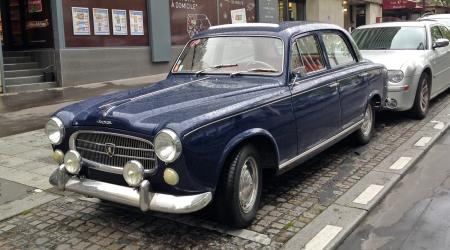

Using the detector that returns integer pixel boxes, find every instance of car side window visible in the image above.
[438,26,450,40]
[321,33,356,68]
[291,35,326,75]
[431,26,443,43]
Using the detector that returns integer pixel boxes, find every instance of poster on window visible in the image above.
[170,0,218,45]
[28,0,43,13]
[230,8,246,24]
[112,9,128,35]
[93,8,110,35]
[72,7,91,35]
[219,0,255,24]
[129,10,144,35]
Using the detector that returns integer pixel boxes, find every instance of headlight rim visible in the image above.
[154,128,182,163]
[45,117,65,145]
[387,70,405,83]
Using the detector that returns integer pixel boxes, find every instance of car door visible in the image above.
[429,25,447,95]
[320,31,367,128]
[289,33,341,153]
[437,25,450,90]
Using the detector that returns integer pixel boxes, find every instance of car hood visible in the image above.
[360,50,427,70]
[55,76,283,137]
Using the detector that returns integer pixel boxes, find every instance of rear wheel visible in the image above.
[215,145,262,228]
[410,73,430,119]
[354,103,375,145]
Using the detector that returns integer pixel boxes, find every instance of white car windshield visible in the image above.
[172,36,284,76]
[352,27,426,50]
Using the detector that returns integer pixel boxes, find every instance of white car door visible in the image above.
[429,25,449,95]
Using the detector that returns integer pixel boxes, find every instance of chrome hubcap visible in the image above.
[239,157,259,214]
[361,105,373,137]
[420,80,429,112]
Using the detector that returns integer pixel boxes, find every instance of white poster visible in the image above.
[230,8,247,24]
[112,9,128,35]
[93,8,110,35]
[72,7,90,35]
[129,10,144,36]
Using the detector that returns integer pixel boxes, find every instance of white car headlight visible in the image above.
[45,117,65,145]
[154,129,182,163]
[123,160,144,187]
[388,70,404,83]
[64,150,81,175]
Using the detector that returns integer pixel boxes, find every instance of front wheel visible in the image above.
[215,145,262,228]
[409,73,430,119]
[354,103,375,145]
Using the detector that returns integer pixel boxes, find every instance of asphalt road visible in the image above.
[338,128,450,250]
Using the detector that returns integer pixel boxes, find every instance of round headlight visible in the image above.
[123,160,144,187]
[45,117,65,145]
[388,70,404,83]
[64,150,81,175]
[154,129,182,163]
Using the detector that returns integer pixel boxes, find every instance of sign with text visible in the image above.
[129,10,144,35]
[231,8,246,24]
[72,7,90,35]
[112,9,128,35]
[170,0,218,45]
[93,8,110,35]
[219,0,255,24]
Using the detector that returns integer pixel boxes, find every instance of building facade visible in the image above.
[0,0,382,93]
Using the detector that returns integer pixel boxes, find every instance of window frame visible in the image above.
[319,30,358,70]
[430,25,444,45]
[289,32,328,79]
[170,35,286,77]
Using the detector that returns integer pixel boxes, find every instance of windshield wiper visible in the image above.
[195,64,238,76]
[230,68,279,77]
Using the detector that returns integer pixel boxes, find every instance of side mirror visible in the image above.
[433,38,450,49]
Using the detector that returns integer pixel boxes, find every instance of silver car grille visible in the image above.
[71,131,157,174]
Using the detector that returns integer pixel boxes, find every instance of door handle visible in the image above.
[329,82,339,88]
[359,72,369,77]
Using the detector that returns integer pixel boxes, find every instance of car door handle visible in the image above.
[359,72,369,77]
[329,82,339,88]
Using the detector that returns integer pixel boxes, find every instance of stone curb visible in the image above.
[283,102,450,250]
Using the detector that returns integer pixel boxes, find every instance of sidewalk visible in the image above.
[338,128,450,250]
[0,73,166,138]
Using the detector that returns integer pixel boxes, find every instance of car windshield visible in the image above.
[352,27,426,50]
[172,36,284,76]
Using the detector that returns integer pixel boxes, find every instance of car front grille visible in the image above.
[71,131,157,174]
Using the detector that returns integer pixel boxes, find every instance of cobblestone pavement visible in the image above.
[1,89,450,250]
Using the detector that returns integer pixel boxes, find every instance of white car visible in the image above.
[418,13,450,27]
[352,21,450,118]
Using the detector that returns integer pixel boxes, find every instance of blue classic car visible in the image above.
[47,22,387,228]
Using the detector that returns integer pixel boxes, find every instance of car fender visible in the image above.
[218,128,280,173]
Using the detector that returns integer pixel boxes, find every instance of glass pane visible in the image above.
[431,26,443,43]
[352,27,426,50]
[295,35,325,73]
[173,36,284,76]
[322,33,355,68]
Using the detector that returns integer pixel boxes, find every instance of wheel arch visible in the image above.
[218,128,280,176]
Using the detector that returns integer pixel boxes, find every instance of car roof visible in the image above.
[356,21,437,29]
[419,14,450,20]
[195,21,345,39]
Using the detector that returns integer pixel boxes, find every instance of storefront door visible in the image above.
[1,0,53,51]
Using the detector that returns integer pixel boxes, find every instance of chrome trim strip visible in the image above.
[49,167,212,214]
[70,131,157,174]
[77,146,156,161]
[279,120,364,170]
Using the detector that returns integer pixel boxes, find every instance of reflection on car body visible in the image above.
[47,22,387,228]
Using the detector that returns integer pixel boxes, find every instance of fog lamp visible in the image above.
[123,160,144,187]
[163,168,179,186]
[53,150,65,164]
[64,150,81,175]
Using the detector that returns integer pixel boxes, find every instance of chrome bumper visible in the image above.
[49,165,212,214]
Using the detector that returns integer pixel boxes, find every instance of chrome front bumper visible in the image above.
[49,165,212,214]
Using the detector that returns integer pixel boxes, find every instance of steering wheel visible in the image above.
[243,60,276,70]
